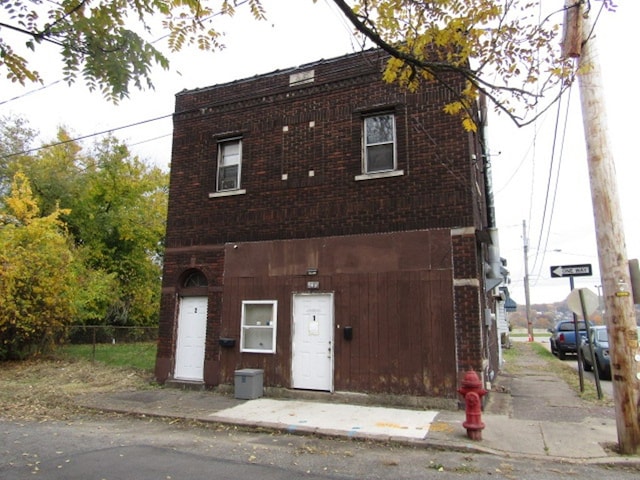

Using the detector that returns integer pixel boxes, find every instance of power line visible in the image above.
[532,83,575,282]
[1,112,173,160]
[0,0,259,108]
[0,80,63,106]
[129,132,173,148]
[1,48,377,160]
[528,0,609,283]
[530,83,568,277]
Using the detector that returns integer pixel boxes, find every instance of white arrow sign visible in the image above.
[550,264,592,278]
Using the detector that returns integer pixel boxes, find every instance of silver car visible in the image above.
[580,325,640,380]
[579,326,610,379]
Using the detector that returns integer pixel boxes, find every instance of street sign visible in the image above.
[566,288,599,317]
[550,264,592,278]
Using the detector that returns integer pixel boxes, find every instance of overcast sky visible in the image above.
[2,0,637,306]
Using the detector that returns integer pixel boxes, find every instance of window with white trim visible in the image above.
[217,138,242,191]
[240,300,277,353]
[363,114,396,173]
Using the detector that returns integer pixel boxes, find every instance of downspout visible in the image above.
[480,94,496,230]
[479,93,503,385]
[479,94,501,287]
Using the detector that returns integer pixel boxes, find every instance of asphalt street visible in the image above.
[2,413,639,480]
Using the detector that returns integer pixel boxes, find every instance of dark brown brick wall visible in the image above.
[156,49,493,396]
[452,232,481,280]
[454,285,483,372]
[165,49,483,247]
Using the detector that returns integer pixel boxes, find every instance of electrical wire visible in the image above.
[0,47,378,161]
[530,84,565,275]
[1,113,173,160]
[128,133,173,148]
[527,0,607,285]
[0,80,63,106]
[0,0,258,108]
[0,1,365,160]
[530,84,574,285]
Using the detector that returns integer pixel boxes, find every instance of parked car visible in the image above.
[548,320,589,360]
[579,325,610,379]
[580,325,640,380]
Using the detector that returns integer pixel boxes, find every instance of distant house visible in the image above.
[154,49,506,408]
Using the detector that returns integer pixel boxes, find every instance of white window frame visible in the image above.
[240,300,277,353]
[216,138,242,192]
[363,113,397,174]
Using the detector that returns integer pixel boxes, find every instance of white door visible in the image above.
[174,296,207,381]
[292,293,334,391]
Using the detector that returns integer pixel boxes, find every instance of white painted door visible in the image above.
[292,293,334,391]
[174,296,207,381]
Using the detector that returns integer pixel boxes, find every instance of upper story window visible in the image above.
[217,138,242,191]
[364,114,396,173]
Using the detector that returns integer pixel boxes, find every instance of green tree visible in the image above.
[0,118,168,333]
[0,115,38,197]
[18,129,84,218]
[0,0,265,102]
[71,136,168,327]
[0,173,78,359]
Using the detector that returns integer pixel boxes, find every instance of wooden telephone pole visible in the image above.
[565,1,640,454]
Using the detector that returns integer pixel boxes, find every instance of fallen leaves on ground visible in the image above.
[0,357,154,421]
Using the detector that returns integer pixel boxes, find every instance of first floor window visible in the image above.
[364,113,396,173]
[240,300,277,353]
[217,139,242,191]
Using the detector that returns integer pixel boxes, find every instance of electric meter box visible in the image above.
[234,369,264,399]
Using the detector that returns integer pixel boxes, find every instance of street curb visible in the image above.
[75,398,640,466]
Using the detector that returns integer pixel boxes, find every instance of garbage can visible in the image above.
[234,369,264,399]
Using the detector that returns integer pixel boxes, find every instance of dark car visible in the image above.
[548,320,589,360]
[579,325,610,379]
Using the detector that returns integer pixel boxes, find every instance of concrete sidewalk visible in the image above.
[76,343,637,464]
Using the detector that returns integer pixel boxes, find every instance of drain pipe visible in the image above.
[479,94,501,285]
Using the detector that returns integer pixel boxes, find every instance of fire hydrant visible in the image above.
[458,370,487,440]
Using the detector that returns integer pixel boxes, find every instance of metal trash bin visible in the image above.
[234,369,264,399]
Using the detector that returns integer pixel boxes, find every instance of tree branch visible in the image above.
[0,21,65,48]
[329,0,571,128]
[35,0,91,40]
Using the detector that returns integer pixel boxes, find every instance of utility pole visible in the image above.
[565,1,640,454]
[522,220,533,341]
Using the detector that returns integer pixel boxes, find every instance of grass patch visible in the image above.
[502,344,519,362]
[59,342,157,372]
[529,341,555,359]
[500,342,526,374]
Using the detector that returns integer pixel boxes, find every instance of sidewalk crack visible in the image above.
[538,422,550,455]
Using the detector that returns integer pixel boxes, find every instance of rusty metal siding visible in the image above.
[213,230,457,398]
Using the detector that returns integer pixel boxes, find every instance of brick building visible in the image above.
[155,49,505,408]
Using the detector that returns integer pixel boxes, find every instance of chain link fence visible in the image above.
[63,325,158,367]
[67,325,158,345]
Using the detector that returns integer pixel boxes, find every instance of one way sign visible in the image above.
[550,264,593,278]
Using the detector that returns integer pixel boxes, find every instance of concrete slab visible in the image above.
[541,419,617,458]
[480,416,547,455]
[209,398,438,440]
